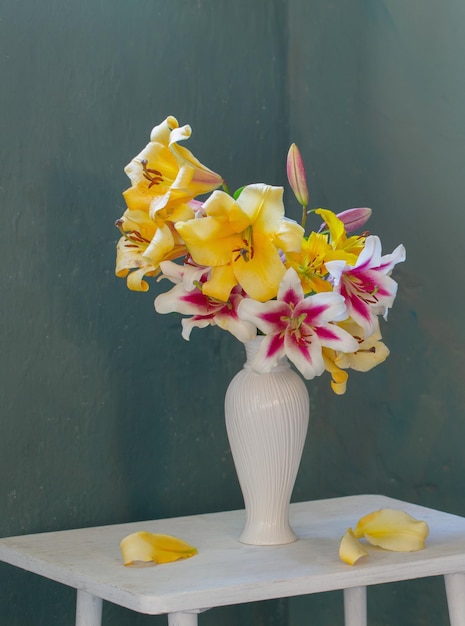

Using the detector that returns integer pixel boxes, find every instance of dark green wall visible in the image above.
[0,1,463,624]
[288,1,465,624]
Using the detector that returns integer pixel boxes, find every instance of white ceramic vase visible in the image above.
[225,337,310,545]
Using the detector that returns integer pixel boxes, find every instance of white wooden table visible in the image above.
[0,495,465,626]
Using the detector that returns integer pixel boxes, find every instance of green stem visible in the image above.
[301,203,308,231]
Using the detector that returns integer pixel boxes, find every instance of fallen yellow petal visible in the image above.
[354,508,429,552]
[120,532,198,567]
[339,528,369,565]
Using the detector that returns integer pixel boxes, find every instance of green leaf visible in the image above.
[233,186,246,200]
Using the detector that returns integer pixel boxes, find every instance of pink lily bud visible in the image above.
[336,207,372,232]
[287,143,309,207]
[319,207,372,233]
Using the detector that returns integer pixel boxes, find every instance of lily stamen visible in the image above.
[141,159,164,188]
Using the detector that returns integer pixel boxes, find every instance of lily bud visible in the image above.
[318,207,372,234]
[336,207,372,233]
[287,143,309,207]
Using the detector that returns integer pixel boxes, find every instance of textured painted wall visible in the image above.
[289,0,465,624]
[0,1,289,624]
[1,0,464,624]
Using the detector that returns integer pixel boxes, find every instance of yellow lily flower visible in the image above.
[123,115,223,215]
[333,319,390,372]
[175,184,304,302]
[354,509,429,552]
[120,531,198,567]
[285,232,333,295]
[322,319,390,394]
[115,204,191,291]
[115,115,222,292]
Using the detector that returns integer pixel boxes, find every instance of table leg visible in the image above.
[445,572,465,626]
[167,612,200,626]
[344,586,367,626]
[76,589,103,626]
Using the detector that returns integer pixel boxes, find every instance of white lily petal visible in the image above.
[215,315,257,343]
[181,318,211,340]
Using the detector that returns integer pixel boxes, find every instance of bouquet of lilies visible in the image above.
[115,116,406,394]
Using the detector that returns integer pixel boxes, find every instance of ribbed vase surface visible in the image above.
[225,337,310,545]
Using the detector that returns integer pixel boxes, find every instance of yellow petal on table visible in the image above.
[339,528,369,565]
[120,532,198,567]
[354,508,429,552]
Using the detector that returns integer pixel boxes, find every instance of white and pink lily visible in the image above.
[237,268,359,379]
[326,236,406,336]
[154,261,256,342]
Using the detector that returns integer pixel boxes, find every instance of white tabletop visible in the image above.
[1,495,465,616]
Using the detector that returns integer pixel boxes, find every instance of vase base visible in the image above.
[238,525,298,546]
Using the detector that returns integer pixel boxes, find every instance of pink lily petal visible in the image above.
[181,317,211,340]
[158,260,207,291]
[294,292,349,326]
[238,268,358,380]
[326,236,406,335]
[312,320,360,352]
[277,265,305,305]
[155,274,256,342]
[284,328,326,379]
[250,333,287,373]
[238,299,290,336]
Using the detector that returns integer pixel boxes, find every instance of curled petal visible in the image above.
[115,237,158,292]
[354,509,429,552]
[150,115,179,144]
[322,349,349,395]
[339,529,369,565]
[158,260,207,291]
[120,532,198,567]
[181,317,211,340]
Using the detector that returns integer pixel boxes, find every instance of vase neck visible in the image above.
[243,336,290,373]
